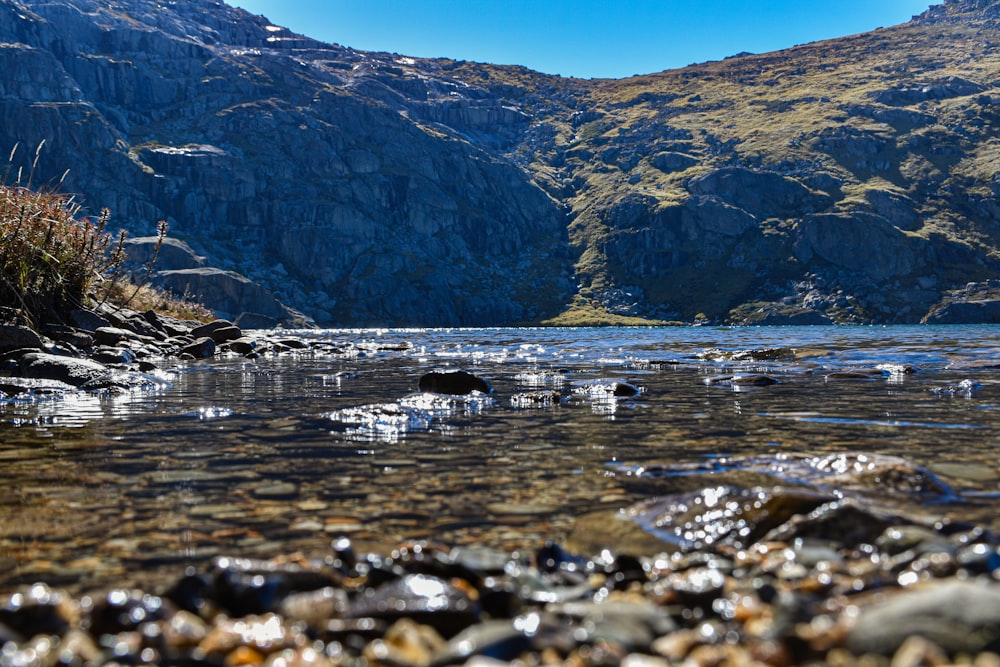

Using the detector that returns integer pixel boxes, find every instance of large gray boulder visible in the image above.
[155,268,308,326]
[18,352,110,387]
[124,236,205,271]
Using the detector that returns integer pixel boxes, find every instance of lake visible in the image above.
[1,325,998,595]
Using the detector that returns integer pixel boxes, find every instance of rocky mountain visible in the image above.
[1,0,999,325]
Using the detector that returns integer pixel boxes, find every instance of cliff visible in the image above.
[2,0,999,325]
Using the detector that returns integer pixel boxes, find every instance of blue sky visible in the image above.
[226,1,938,80]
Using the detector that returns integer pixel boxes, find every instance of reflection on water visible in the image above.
[1,325,999,594]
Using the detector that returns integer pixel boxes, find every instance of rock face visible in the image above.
[2,0,1000,324]
[0,0,572,327]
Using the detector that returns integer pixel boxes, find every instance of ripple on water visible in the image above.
[2,326,1000,594]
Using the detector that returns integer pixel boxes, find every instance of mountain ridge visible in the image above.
[2,0,999,325]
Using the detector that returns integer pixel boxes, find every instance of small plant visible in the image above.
[1,149,116,324]
[100,277,214,322]
[0,142,209,326]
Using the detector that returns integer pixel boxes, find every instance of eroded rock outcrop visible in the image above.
[2,0,1000,324]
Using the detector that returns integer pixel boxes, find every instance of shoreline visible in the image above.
[2,310,1000,664]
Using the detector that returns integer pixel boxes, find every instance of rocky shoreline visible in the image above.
[0,303,330,398]
[2,309,1000,665]
[0,517,998,666]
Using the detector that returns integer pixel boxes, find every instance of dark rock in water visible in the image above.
[44,326,93,351]
[90,346,137,365]
[0,382,29,397]
[847,580,1000,656]
[704,374,779,387]
[571,379,642,397]
[88,589,168,635]
[0,584,73,638]
[614,452,961,553]
[93,326,140,346]
[180,336,216,359]
[622,485,834,551]
[18,352,110,387]
[825,370,883,381]
[0,325,44,354]
[182,556,341,617]
[510,389,563,408]
[191,319,242,343]
[79,375,131,392]
[224,337,258,355]
[208,325,242,343]
[275,337,309,350]
[625,452,958,502]
[762,499,900,548]
[418,370,493,395]
[347,573,479,638]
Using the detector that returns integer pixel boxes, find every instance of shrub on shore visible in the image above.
[1,145,210,327]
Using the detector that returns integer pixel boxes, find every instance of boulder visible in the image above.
[70,309,111,333]
[123,236,205,271]
[418,370,493,395]
[687,167,832,219]
[0,325,45,354]
[650,151,698,173]
[191,319,242,343]
[180,337,216,359]
[94,326,141,346]
[18,352,110,387]
[155,268,303,325]
[793,212,919,281]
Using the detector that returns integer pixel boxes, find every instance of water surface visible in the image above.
[2,326,998,593]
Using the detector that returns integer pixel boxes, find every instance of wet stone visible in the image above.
[0,584,75,638]
[571,379,642,397]
[180,336,216,359]
[547,599,677,651]
[253,482,299,499]
[347,574,479,638]
[88,589,167,635]
[510,389,564,408]
[0,324,45,353]
[847,580,1000,656]
[18,352,110,387]
[418,370,493,395]
[622,485,833,551]
[703,374,779,387]
[93,326,140,346]
[89,346,137,365]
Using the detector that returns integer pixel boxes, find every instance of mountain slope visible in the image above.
[1,0,999,325]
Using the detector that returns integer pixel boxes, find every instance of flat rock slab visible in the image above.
[18,352,110,387]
